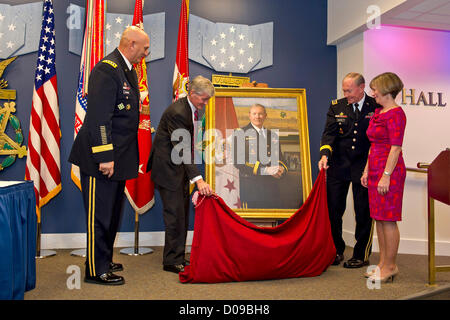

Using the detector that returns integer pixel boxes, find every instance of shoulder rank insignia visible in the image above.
[102,60,117,68]
[332,99,338,105]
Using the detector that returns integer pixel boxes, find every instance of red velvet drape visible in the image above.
[180,169,336,283]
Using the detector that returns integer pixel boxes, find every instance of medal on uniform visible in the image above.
[123,82,131,96]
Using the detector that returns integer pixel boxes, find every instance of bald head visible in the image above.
[118,26,150,65]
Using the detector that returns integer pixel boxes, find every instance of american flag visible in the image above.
[71,0,105,189]
[70,62,87,189]
[25,0,61,215]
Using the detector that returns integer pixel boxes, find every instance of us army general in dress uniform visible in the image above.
[233,104,288,209]
[318,73,379,269]
[69,27,150,285]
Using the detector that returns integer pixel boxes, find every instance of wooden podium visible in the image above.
[418,148,450,286]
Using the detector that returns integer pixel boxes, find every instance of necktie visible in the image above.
[194,110,199,121]
[192,110,199,161]
[354,103,360,120]
[258,128,265,138]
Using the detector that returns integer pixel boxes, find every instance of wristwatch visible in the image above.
[383,171,391,176]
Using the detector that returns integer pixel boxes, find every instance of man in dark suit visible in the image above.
[233,104,288,208]
[318,72,379,268]
[147,75,214,274]
[69,26,149,285]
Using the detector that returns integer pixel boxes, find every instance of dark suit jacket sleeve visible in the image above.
[166,108,201,181]
[319,103,338,159]
[86,63,118,164]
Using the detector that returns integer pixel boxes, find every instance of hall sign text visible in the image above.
[401,89,446,107]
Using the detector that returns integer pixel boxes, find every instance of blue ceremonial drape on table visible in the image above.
[0,181,37,300]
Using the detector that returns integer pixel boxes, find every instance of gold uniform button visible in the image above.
[126,104,131,110]
[354,130,357,134]
[355,123,358,126]
[353,138,356,142]
[351,146,355,149]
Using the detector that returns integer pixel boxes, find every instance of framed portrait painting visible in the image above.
[204,87,312,219]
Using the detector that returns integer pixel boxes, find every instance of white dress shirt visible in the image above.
[187,97,202,184]
[118,49,133,71]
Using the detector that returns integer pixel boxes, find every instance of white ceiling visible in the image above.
[383,0,450,31]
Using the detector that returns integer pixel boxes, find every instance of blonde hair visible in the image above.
[370,72,404,99]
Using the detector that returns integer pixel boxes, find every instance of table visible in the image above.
[0,181,37,300]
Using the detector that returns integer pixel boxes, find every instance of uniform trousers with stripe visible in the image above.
[327,174,373,261]
[81,172,125,276]
[156,179,190,266]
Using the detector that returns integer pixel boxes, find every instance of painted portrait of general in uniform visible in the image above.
[204,87,311,219]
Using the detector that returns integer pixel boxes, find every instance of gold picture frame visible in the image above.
[204,87,312,219]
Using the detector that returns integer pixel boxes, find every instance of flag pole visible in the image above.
[35,207,56,259]
[120,211,153,256]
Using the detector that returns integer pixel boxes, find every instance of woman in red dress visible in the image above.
[361,72,406,283]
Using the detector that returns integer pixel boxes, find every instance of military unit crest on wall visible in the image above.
[0,56,27,171]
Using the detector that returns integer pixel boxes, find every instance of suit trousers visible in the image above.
[81,172,125,276]
[157,181,190,266]
[326,174,373,261]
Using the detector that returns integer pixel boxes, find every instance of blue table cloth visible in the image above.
[0,181,36,300]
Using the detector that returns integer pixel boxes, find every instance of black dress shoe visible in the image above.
[84,272,125,285]
[109,262,123,272]
[163,264,185,274]
[343,258,369,268]
[332,254,344,265]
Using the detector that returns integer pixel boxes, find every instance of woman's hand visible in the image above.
[377,174,390,195]
[361,171,368,188]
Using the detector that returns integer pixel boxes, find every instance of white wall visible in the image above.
[327,0,407,45]
[336,32,364,97]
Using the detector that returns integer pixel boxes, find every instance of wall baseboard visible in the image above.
[40,231,193,250]
[343,230,450,256]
